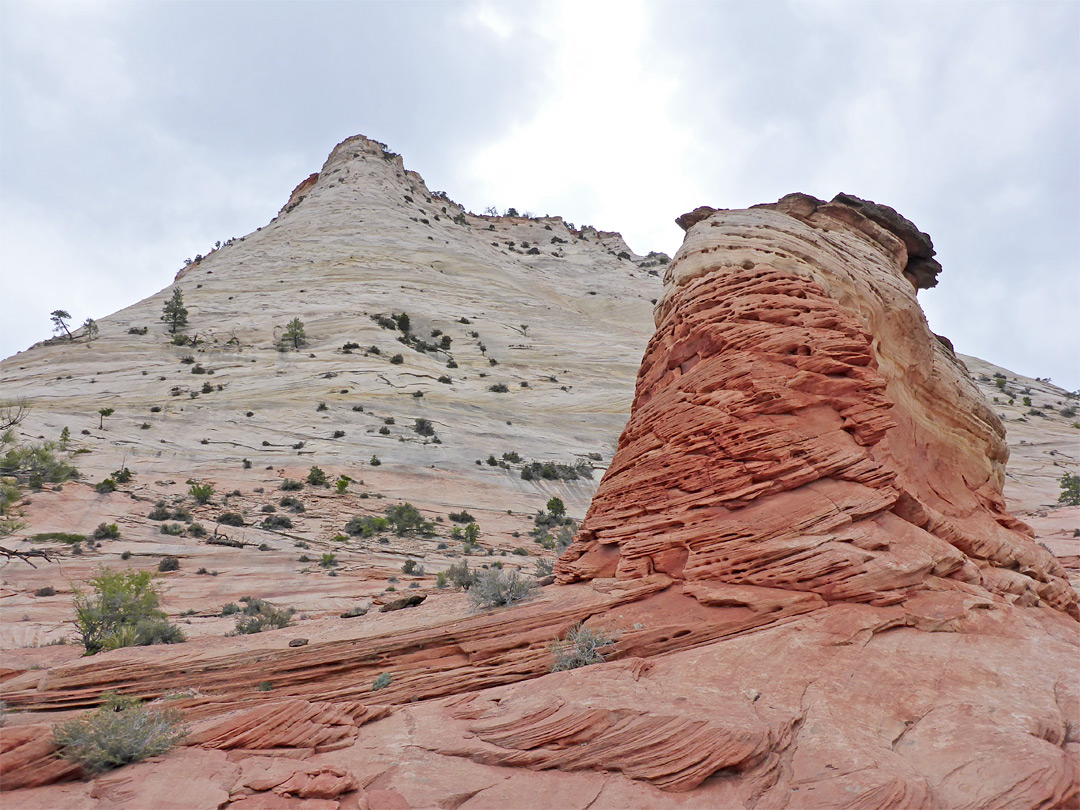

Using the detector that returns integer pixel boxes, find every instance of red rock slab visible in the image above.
[0,723,84,791]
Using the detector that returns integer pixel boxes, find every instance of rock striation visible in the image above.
[559,193,1077,621]
[2,144,1078,810]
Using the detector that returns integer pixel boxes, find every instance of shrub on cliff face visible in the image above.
[232,598,294,634]
[1060,473,1080,507]
[468,568,537,609]
[53,693,187,774]
[73,568,185,654]
[549,623,617,671]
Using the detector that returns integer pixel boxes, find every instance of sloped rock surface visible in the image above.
[558,194,1077,621]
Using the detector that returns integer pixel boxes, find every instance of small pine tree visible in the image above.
[98,408,115,430]
[280,317,307,349]
[50,310,73,340]
[60,426,71,447]
[161,289,188,334]
[83,318,99,342]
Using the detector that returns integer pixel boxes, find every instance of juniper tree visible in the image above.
[161,289,188,334]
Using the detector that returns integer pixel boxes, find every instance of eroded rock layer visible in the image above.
[558,193,1078,620]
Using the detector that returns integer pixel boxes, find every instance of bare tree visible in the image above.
[0,399,28,431]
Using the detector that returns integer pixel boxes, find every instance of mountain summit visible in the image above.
[1,139,1077,809]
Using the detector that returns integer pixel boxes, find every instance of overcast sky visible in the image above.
[2,0,1077,389]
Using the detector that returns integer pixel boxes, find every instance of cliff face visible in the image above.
[2,147,1078,810]
[559,193,1077,620]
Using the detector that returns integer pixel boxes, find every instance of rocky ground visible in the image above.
[0,142,1076,809]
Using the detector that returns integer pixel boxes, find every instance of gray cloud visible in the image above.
[2,0,1076,389]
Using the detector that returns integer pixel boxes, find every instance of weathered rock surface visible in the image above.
[559,193,1077,623]
[2,145,1078,810]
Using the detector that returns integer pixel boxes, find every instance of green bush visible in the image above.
[53,693,187,774]
[549,623,616,671]
[372,672,392,691]
[157,556,180,572]
[187,486,212,505]
[159,523,185,536]
[95,479,117,494]
[345,515,389,537]
[73,568,185,654]
[446,560,477,589]
[319,553,338,569]
[413,418,436,437]
[520,461,593,481]
[217,512,244,527]
[468,568,537,609]
[1060,473,1080,507]
[233,599,294,634]
[280,479,303,491]
[448,510,475,524]
[93,523,120,540]
[306,466,327,486]
[385,503,435,536]
[112,467,133,484]
[534,558,554,577]
[261,515,293,530]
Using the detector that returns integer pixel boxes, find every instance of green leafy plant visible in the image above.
[306,466,327,486]
[93,523,120,540]
[1060,473,1080,507]
[72,568,185,654]
[52,693,187,774]
[97,408,115,430]
[161,288,189,334]
[372,672,392,691]
[189,481,214,504]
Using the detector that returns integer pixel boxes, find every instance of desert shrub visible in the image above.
[146,503,168,521]
[549,623,617,671]
[345,515,389,537]
[335,477,350,494]
[446,560,477,589]
[448,510,475,524]
[261,515,293,530]
[520,461,593,482]
[390,354,404,365]
[160,523,184,536]
[217,512,244,527]
[1060,473,1080,507]
[401,559,424,575]
[534,558,554,577]
[157,556,180,572]
[385,502,436,536]
[307,466,327,486]
[370,455,382,466]
[512,547,529,556]
[112,467,133,484]
[280,479,303,491]
[73,568,185,654]
[372,672,392,691]
[488,383,509,393]
[319,553,338,569]
[279,495,305,512]
[187,486,212,505]
[234,599,294,634]
[341,605,367,618]
[53,693,187,774]
[468,568,537,609]
[332,430,345,438]
[220,602,241,616]
[93,523,120,540]
[190,522,209,538]
[0,440,79,486]
[35,586,57,597]
[261,505,276,513]
[95,479,117,494]
[120,550,132,560]
[413,418,436,437]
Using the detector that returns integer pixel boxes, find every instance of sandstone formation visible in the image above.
[2,141,1078,809]
[559,192,1077,621]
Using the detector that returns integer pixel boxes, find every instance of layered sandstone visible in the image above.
[2,152,1078,810]
[558,193,1077,621]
